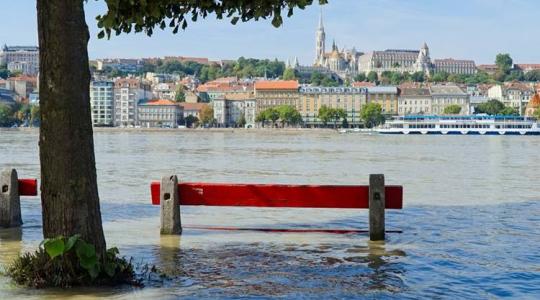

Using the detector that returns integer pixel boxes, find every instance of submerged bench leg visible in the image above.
[0,168,22,228]
[160,175,182,235]
[369,174,385,241]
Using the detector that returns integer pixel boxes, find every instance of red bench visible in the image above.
[1,168,38,228]
[151,174,403,240]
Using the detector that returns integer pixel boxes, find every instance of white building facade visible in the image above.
[138,100,184,128]
[398,88,432,115]
[114,78,150,126]
[213,98,256,128]
[430,85,470,115]
[299,86,367,127]
[0,45,39,75]
[487,83,535,114]
[433,59,476,75]
[358,44,432,76]
[90,81,114,126]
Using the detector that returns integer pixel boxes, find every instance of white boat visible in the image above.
[377,115,540,135]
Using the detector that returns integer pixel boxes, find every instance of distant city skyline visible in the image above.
[1,0,540,65]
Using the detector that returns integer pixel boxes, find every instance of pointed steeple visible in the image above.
[314,7,326,66]
[294,56,299,67]
[318,7,324,31]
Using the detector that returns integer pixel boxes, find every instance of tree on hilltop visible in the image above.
[282,68,297,80]
[495,53,513,74]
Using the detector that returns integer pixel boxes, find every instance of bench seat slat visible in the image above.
[18,179,38,196]
[151,182,402,209]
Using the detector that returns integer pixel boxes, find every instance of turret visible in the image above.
[415,42,432,75]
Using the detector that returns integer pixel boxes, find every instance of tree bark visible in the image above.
[37,0,106,255]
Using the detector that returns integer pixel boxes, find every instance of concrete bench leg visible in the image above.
[160,175,182,235]
[369,174,385,241]
[0,168,22,228]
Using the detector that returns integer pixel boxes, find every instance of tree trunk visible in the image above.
[37,0,106,255]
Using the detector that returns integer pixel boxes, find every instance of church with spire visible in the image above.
[313,12,362,78]
[290,10,476,80]
[310,10,435,79]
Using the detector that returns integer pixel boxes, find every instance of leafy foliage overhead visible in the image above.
[96,0,328,38]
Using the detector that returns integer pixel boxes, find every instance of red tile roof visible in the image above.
[115,78,141,87]
[197,82,253,93]
[504,81,532,92]
[254,80,299,90]
[179,103,207,111]
[145,99,176,105]
[515,64,540,70]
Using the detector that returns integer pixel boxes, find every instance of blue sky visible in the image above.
[1,0,539,64]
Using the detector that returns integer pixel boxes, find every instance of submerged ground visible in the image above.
[0,129,539,299]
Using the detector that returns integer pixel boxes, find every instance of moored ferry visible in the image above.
[377,115,540,135]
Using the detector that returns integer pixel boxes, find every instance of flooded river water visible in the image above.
[0,129,539,299]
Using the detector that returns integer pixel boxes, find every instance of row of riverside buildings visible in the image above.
[207,79,540,128]
[209,80,471,128]
[3,72,540,129]
[89,76,208,128]
[2,74,527,129]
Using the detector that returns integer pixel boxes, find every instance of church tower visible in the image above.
[314,10,326,66]
[415,42,432,75]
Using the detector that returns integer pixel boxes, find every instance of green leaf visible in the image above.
[80,254,98,271]
[43,237,65,259]
[76,240,98,271]
[107,247,119,256]
[271,15,283,27]
[65,234,80,252]
[104,262,116,277]
[97,31,105,39]
[88,264,100,280]
[39,238,49,248]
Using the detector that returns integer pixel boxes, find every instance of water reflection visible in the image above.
[0,227,22,241]
[0,227,22,266]
[157,235,183,277]
[150,231,408,297]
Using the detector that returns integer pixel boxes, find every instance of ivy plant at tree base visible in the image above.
[6,235,139,288]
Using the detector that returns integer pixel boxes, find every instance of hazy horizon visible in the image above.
[1,0,539,65]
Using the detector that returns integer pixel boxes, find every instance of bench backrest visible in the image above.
[150,182,403,209]
[18,179,38,196]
